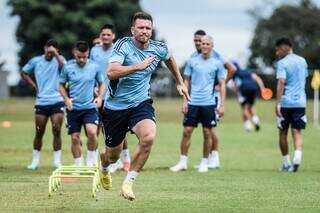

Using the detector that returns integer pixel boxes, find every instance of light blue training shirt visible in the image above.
[22,55,65,106]
[276,53,308,108]
[59,59,104,110]
[104,37,170,110]
[184,53,227,106]
[90,44,113,98]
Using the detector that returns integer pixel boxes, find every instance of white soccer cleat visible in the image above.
[170,162,187,172]
[53,161,62,169]
[244,120,254,132]
[27,161,39,170]
[198,163,208,173]
[208,157,220,169]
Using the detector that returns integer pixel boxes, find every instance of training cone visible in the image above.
[261,88,273,100]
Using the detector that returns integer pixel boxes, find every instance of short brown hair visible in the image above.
[132,12,153,25]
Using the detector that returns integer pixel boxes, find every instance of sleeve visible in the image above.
[59,66,68,84]
[217,61,227,80]
[95,66,104,83]
[21,57,37,74]
[276,61,286,79]
[184,59,192,77]
[157,42,170,61]
[108,39,127,64]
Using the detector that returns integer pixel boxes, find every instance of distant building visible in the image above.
[0,71,9,98]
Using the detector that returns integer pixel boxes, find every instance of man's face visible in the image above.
[275,45,288,58]
[100,29,115,46]
[73,49,89,67]
[200,38,213,55]
[131,19,153,44]
[194,34,204,52]
[44,46,54,60]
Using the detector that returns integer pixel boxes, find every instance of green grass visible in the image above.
[0,98,319,213]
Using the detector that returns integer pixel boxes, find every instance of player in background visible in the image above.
[275,37,308,172]
[170,35,226,173]
[231,61,265,131]
[21,39,65,170]
[59,41,105,166]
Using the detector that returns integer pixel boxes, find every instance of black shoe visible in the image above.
[255,124,260,131]
[293,164,300,172]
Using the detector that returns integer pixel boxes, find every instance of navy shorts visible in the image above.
[66,108,99,134]
[183,105,217,128]
[102,99,155,148]
[239,89,257,106]
[277,108,307,130]
[98,100,105,122]
[34,102,65,117]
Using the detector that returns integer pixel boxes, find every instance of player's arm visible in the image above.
[20,72,37,92]
[94,81,105,108]
[107,57,155,80]
[48,46,65,68]
[164,56,190,100]
[275,78,285,117]
[252,73,265,92]
[224,62,236,82]
[218,79,226,117]
[181,76,191,114]
[59,83,73,111]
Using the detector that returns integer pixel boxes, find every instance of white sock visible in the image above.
[53,150,61,164]
[122,149,130,162]
[102,166,110,173]
[200,158,208,165]
[211,150,219,158]
[180,155,188,165]
[282,155,291,167]
[252,115,260,125]
[74,156,83,166]
[32,149,40,163]
[86,150,96,166]
[125,170,139,183]
[293,150,302,165]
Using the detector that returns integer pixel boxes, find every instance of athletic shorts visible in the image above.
[238,89,257,106]
[34,102,65,117]
[277,108,307,130]
[102,99,156,148]
[183,104,217,128]
[98,100,105,121]
[66,108,99,134]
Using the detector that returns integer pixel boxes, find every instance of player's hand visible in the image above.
[218,105,225,118]
[95,96,102,108]
[177,83,190,101]
[65,98,73,111]
[182,100,188,114]
[47,46,58,55]
[275,103,282,117]
[137,56,155,70]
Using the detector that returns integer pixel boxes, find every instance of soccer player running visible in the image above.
[21,39,65,170]
[59,41,105,167]
[231,61,265,131]
[99,12,189,201]
[170,35,226,173]
[275,37,308,172]
[90,24,131,172]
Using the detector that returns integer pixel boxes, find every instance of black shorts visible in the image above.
[183,105,217,128]
[277,108,307,130]
[34,102,65,117]
[98,100,105,121]
[102,99,156,148]
[239,89,257,106]
[66,108,99,134]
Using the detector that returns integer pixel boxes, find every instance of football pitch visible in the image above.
[0,98,319,213]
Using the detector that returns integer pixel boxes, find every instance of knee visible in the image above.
[52,124,61,136]
[86,128,97,139]
[35,126,45,138]
[183,128,192,138]
[71,134,80,144]
[140,131,156,147]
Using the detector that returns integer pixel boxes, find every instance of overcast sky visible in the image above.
[1,0,319,85]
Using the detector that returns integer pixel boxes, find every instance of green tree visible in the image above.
[249,0,320,70]
[7,0,142,67]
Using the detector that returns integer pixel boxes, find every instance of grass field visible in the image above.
[0,98,319,213]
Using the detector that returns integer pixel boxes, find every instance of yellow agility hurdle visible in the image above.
[48,165,101,199]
